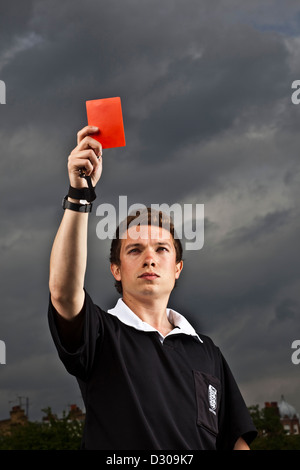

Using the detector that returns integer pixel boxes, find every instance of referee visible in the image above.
[48,126,257,450]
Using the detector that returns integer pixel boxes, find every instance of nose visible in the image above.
[142,248,156,268]
[143,260,155,268]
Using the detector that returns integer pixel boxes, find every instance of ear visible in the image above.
[110,263,121,281]
[175,260,183,279]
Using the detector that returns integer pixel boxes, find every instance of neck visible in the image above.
[121,293,174,336]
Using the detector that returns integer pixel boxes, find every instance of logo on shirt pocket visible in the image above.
[208,384,217,415]
[193,370,221,436]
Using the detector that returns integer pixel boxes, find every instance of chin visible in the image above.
[140,287,157,295]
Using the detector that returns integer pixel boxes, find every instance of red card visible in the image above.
[86,97,126,149]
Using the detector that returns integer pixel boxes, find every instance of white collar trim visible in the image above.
[107,298,202,343]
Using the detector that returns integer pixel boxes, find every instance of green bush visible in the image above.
[249,404,300,450]
[0,408,84,450]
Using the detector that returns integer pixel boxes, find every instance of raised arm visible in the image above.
[49,126,102,319]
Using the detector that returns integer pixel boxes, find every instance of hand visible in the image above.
[68,126,103,189]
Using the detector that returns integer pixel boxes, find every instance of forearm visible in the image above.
[49,125,102,319]
[49,207,89,318]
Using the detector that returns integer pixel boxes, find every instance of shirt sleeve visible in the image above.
[48,289,103,382]
[216,350,257,450]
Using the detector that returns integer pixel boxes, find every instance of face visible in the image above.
[110,225,183,300]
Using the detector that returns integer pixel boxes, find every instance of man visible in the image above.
[48,126,257,450]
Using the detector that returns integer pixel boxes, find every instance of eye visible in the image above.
[157,246,168,252]
[128,248,140,254]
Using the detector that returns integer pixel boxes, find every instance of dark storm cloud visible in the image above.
[0,0,295,207]
[223,209,293,246]
[1,0,300,422]
[138,25,290,160]
[274,298,298,322]
[0,1,35,47]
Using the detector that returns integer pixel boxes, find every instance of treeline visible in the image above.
[0,408,83,450]
[0,405,299,450]
[249,404,300,450]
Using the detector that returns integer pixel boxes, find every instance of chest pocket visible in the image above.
[193,370,221,436]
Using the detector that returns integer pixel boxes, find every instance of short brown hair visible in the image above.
[110,207,183,294]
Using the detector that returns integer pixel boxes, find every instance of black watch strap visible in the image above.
[62,196,92,213]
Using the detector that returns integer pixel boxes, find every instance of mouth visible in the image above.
[138,272,160,280]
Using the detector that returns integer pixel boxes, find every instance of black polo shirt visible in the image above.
[48,290,257,450]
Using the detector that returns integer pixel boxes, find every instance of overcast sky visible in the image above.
[1,0,300,424]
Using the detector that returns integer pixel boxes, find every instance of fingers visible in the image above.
[68,148,101,177]
[68,126,103,187]
[71,127,102,174]
[77,125,99,145]
[76,135,102,157]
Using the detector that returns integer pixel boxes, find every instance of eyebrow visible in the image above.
[125,241,172,252]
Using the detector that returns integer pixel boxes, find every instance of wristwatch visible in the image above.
[62,196,92,213]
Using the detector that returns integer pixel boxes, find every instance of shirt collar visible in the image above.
[107,298,202,343]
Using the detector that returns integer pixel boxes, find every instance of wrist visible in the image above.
[67,196,82,204]
[68,175,96,203]
[62,196,92,213]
